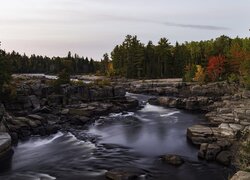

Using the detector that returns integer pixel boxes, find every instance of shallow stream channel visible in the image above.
[0,93,233,180]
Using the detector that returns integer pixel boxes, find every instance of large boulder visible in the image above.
[162,154,184,166]
[230,171,250,180]
[70,116,90,125]
[151,97,178,108]
[187,125,218,145]
[198,143,208,159]
[105,168,145,180]
[218,123,244,138]
[216,151,232,166]
[69,108,94,117]
[205,143,221,160]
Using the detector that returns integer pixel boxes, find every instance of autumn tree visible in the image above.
[207,55,225,81]
[193,65,206,84]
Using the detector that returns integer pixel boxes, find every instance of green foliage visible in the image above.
[0,50,11,96]
[0,50,98,75]
[110,35,250,81]
[239,55,250,89]
[1,82,17,100]
[242,76,250,90]
[1,35,250,90]
[183,64,196,82]
[111,35,153,79]
[227,73,239,84]
[54,69,71,89]
[238,140,250,170]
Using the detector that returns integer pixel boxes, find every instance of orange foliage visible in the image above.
[207,55,225,81]
[193,65,206,84]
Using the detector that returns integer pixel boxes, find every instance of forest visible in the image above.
[109,35,250,88]
[0,50,98,74]
[1,35,250,90]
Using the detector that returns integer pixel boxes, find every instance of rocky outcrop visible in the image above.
[126,79,183,96]
[161,154,184,166]
[216,151,232,166]
[187,125,219,145]
[126,80,236,98]
[105,168,145,180]
[0,77,139,145]
[149,96,212,111]
[230,171,250,180]
[3,79,127,115]
[140,80,249,166]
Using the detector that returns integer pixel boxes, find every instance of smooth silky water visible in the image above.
[0,93,233,180]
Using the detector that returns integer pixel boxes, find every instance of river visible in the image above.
[0,93,233,180]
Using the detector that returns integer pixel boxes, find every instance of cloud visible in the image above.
[100,14,230,31]
[162,22,229,30]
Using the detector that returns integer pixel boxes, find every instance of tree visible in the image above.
[183,64,196,82]
[155,38,173,78]
[207,55,225,81]
[57,69,70,84]
[0,43,11,94]
[239,52,250,89]
[193,65,206,84]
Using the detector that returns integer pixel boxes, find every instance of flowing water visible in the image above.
[0,93,233,180]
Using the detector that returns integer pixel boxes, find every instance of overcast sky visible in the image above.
[0,0,249,59]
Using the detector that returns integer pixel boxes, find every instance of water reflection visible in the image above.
[88,102,203,158]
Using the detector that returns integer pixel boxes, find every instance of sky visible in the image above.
[0,0,249,60]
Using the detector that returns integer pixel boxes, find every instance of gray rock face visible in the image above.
[190,82,234,97]
[216,151,232,166]
[205,144,221,160]
[230,171,250,180]
[70,116,90,125]
[150,96,211,111]
[187,125,217,145]
[28,95,40,109]
[198,143,208,159]
[114,86,126,97]
[0,132,11,158]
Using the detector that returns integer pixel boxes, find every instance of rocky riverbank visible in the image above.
[0,76,138,159]
[1,76,249,179]
[123,79,250,178]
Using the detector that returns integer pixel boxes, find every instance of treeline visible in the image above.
[111,35,250,79]
[0,50,100,74]
[1,35,250,89]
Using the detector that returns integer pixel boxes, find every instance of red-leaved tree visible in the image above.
[207,55,225,81]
